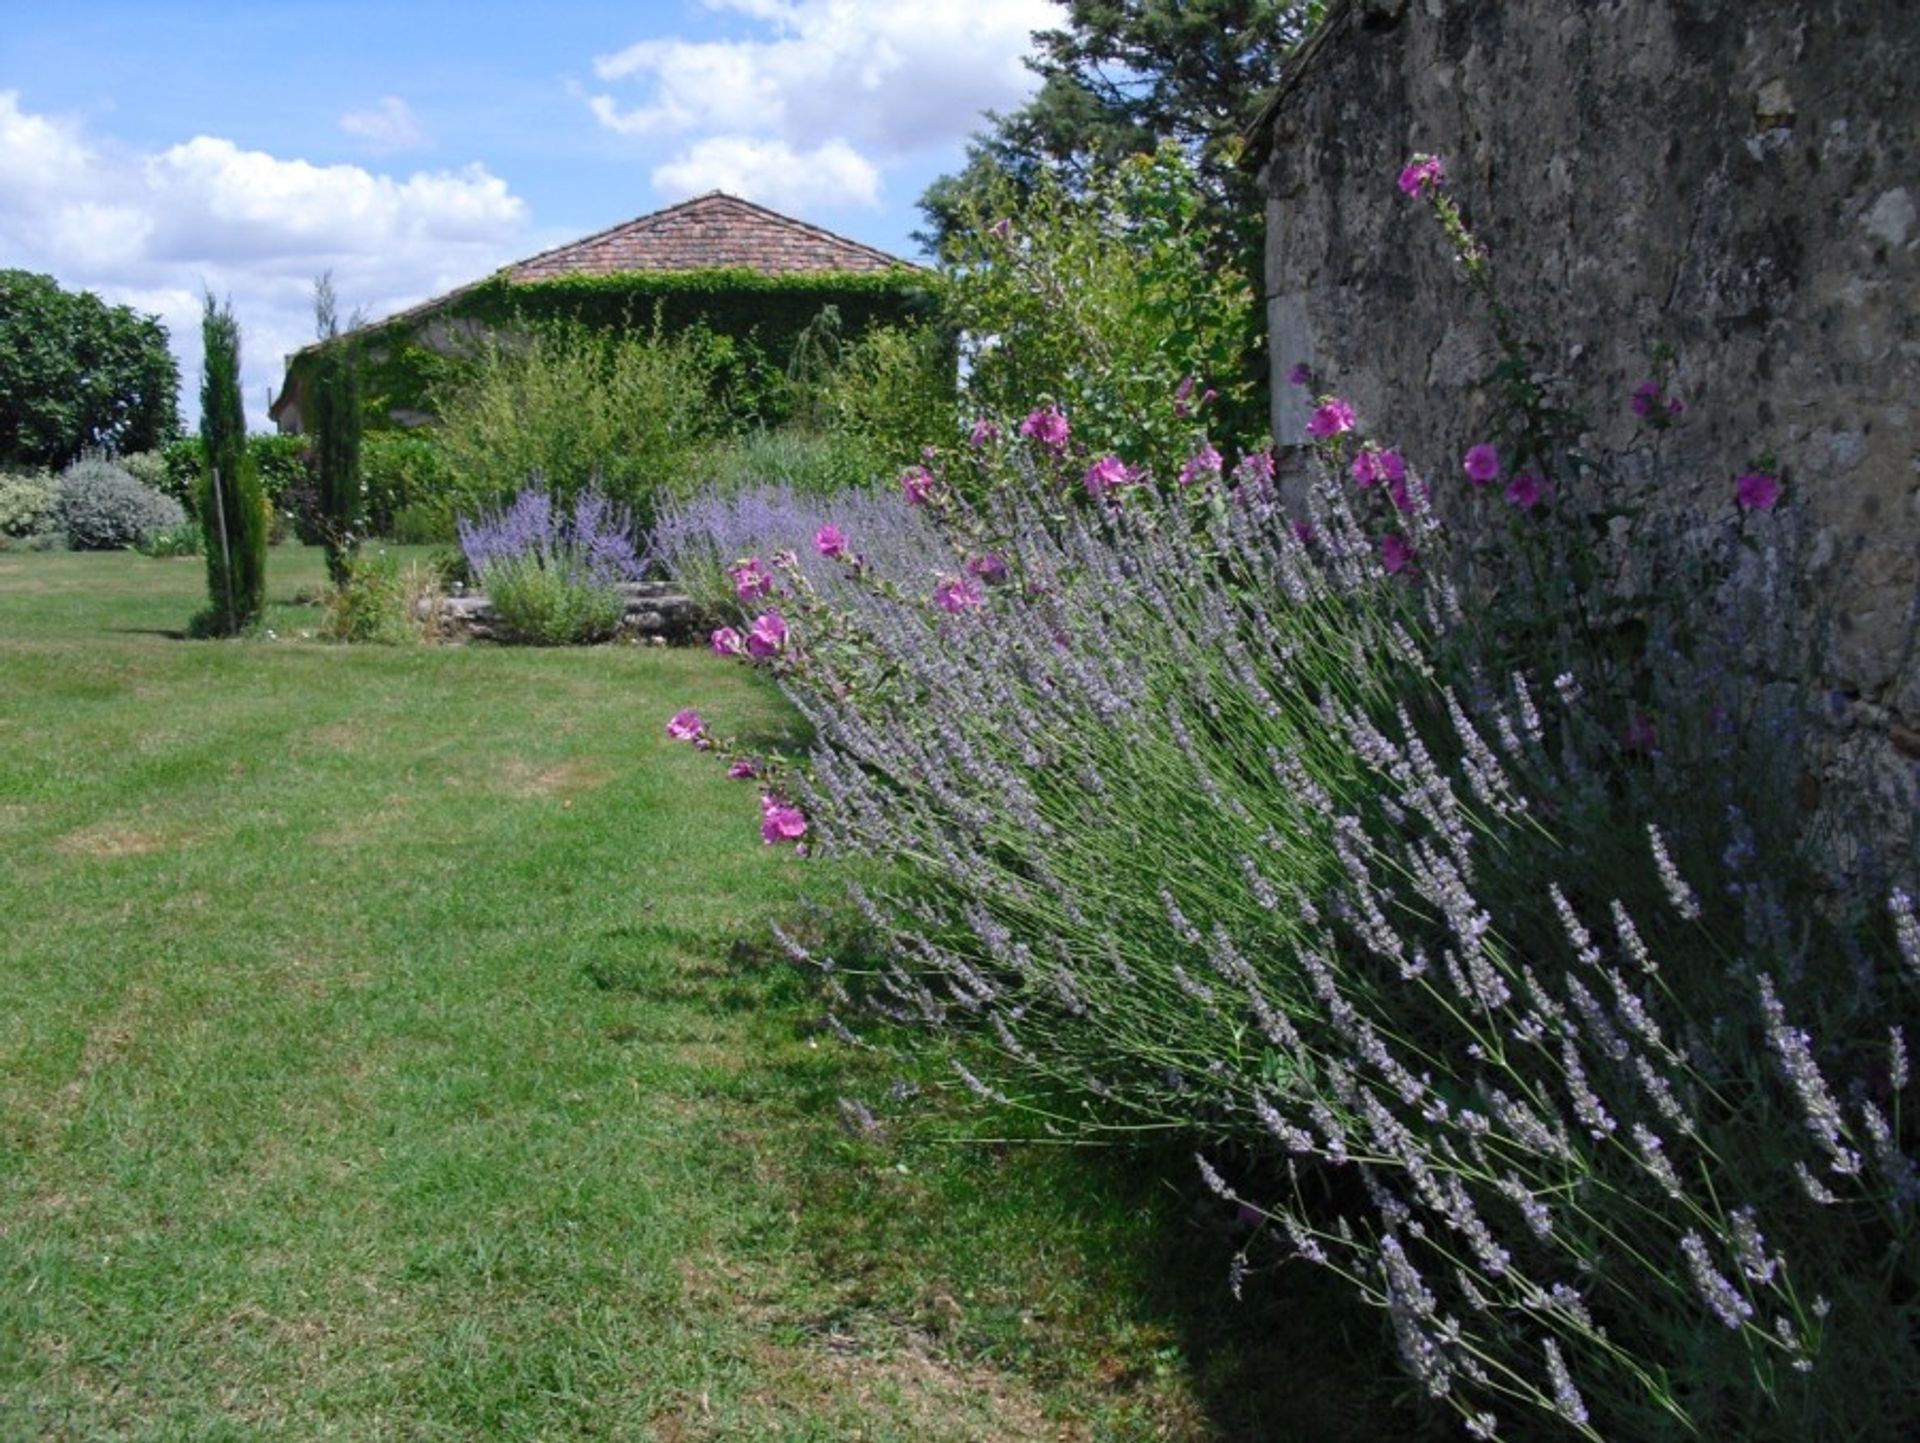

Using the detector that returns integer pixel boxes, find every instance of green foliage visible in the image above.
[431,322,718,529]
[483,555,628,645]
[52,452,186,550]
[784,311,958,472]
[310,275,365,584]
[0,269,182,468]
[118,449,170,496]
[0,469,58,537]
[387,499,458,546]
[317,547,428,643]
[942,144,1263,471]
[132,519,204,558]
[692,426,890,502]
[361,432,448,536]
[195,295,268,634]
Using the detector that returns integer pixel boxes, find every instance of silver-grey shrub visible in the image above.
[54,451,186,550]
[669,437,1920,1439]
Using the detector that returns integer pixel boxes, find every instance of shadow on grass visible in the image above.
[722,927,1449,1443]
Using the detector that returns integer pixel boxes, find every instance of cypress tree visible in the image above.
[196,293,267,634]
[310,273,362,586]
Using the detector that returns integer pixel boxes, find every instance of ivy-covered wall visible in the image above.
[278,266,939,434]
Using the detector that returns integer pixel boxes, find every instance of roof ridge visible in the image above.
[498,190,736,278]
[505,191,921,279]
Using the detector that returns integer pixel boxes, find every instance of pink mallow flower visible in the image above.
[1380,533,1414,574]
[746,611,789,658]
[1736,470,1781,511]
[759,795,808,845]
[966,552,1009,585]
[710,626,746,658]
[934,575,986,614]
[1305,397,1357,440]
[666,709,705,744]
[1020,404,1071,452]
[968,417,1001,449]
[729,555,774,600]
[1398,153,1446,197]
[813,524,849,559]
[1463,443,1501,486]
[1083,454,1136,498]
[1505,472,1548,511]
[1287,362,1312,387]
[1178,443,1223,486]
[1631,380,1663,417]
[727,758,758,780]
[1350,445,1406,488]
[900,465,936,506]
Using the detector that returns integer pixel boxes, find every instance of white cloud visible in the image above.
[589,0,1052,205]
[652,135,880,210]
[339,96,430,155]
[0,91,528,429]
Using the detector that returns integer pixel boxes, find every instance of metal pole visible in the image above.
[210,465,237,636]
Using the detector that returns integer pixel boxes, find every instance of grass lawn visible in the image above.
[0,546,1418,1441]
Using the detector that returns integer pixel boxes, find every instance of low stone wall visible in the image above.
[1255,0,1920,789]
[429,581,706,644]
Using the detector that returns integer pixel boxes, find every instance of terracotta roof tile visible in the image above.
[507,192,915,282]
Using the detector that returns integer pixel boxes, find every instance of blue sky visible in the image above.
[0,0,1055,426]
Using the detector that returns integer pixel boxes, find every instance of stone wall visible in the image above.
[1257,0,1919,750]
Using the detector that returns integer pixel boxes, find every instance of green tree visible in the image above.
[309,274,364,585]
[196,295,267,635]
[944,144,1263,469]
[0,269,182,467]
[916,1,1319,261]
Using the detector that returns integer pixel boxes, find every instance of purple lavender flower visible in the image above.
[457,484,642,590]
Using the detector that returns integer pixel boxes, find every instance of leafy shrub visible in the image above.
[459,486,640,645]
[940,142,1263,483]
[118,449,170,497]
[0,469,57,537]
[690,428,888,507]
[388,499,458,546]
[362,433,448,536]
[53,452,186,549]
[781,308,957,470]
[318,547,439,644]
[134,520,203,557]
[433,323,717,530]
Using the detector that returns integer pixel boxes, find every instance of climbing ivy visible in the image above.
[286,267,940,431]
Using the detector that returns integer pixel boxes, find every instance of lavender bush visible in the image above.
[652,156,1920,1438]
[673,442,1916,1437]
[457,484,640,645]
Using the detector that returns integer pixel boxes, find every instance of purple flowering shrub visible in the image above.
[668,443,1918,1437]
[654,155,1919,1438]
[457,484,640,644]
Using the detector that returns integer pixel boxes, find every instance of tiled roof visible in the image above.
[507,192,914,282]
